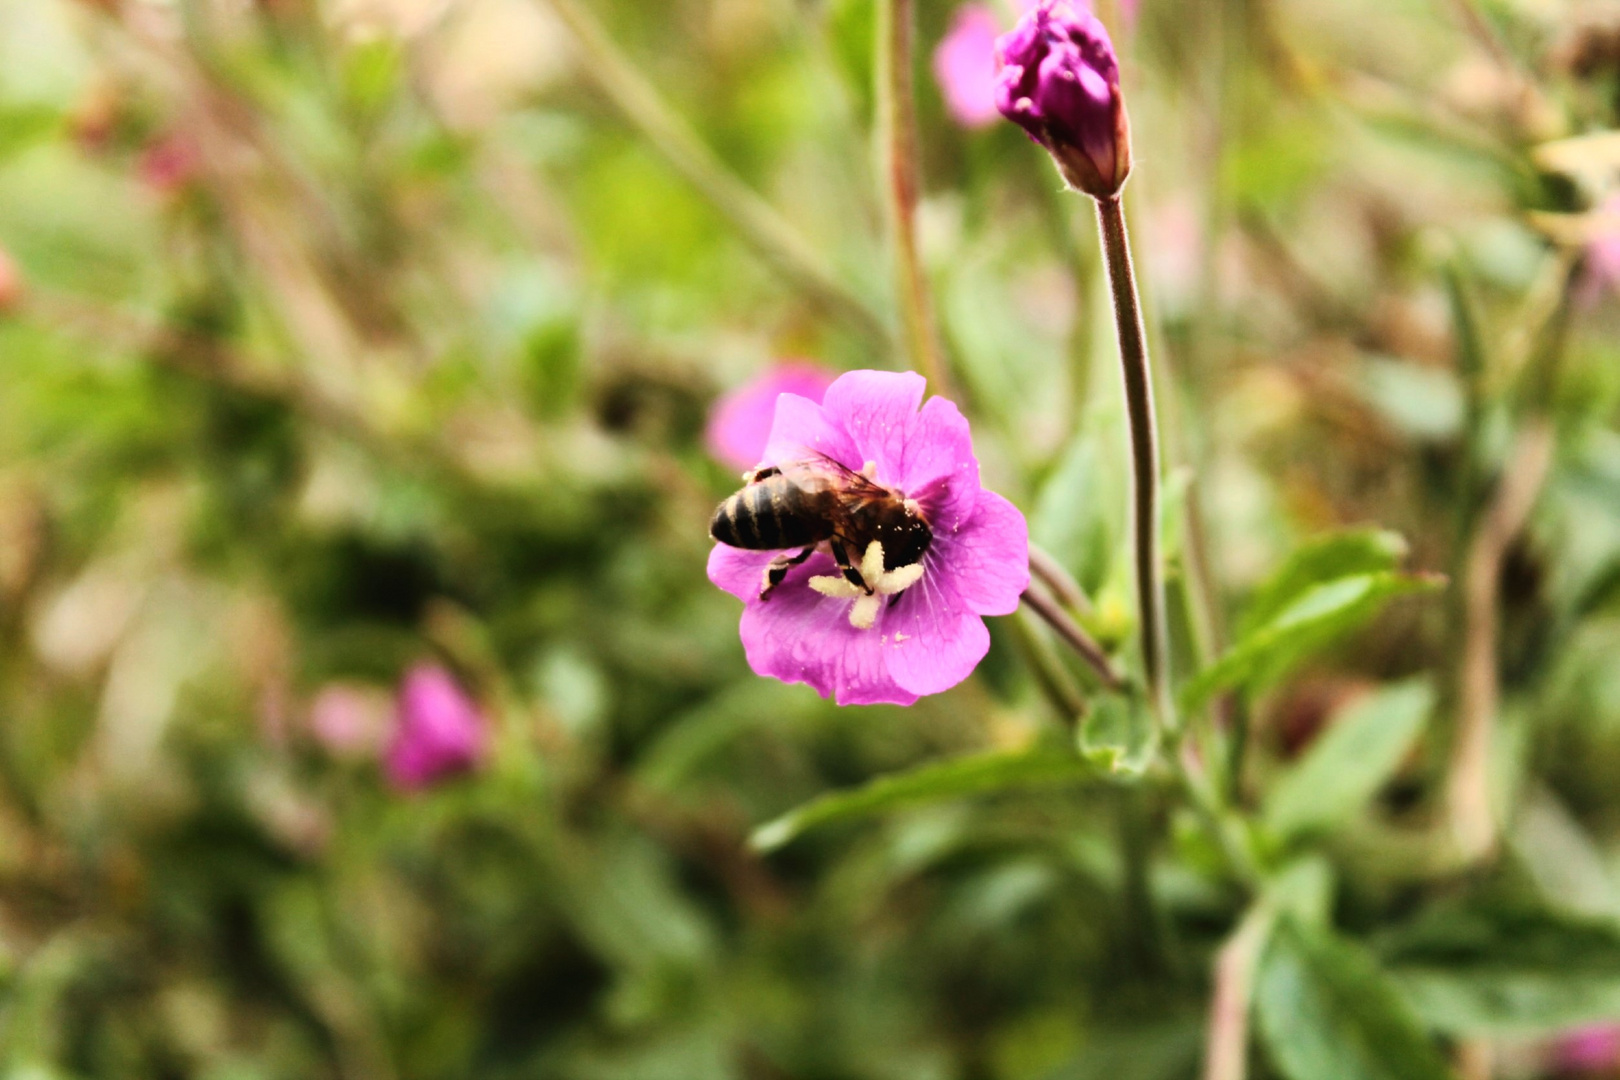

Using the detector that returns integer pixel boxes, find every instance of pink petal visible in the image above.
[899,394,980,527]
[933,6,1003,129]
[881,565,992,697]
[705,362,838,472]
[707,543,777,603]
[932,489,1030,616]
[762,391,863,473]
[737,552,919,706]
[819,370,927,483]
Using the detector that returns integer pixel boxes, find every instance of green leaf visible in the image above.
[1183,572,1442,711]
[1256,919,1451,1080]
[1239,529,1409,637]
[1354,357,1465,443]
[749,748,1094,853]
[1264,678,1434,842]
[1030,419,1126,596]
[1378,899,1620,1034]
[1079,693,1157,777]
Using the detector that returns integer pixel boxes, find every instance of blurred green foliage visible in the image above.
[1,0,1620,1077]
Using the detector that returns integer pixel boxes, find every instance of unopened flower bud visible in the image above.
[995,0,1131,198]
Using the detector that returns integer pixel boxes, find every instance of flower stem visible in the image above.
[875,0,952,395]
[1094,195,1174,731]
[1028,543,1094,617]
[543,0,889,347]
[1021,584,1126,692]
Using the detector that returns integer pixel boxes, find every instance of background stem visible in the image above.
[1095,195,1173,729]
[543,0,890,346]
[875,0,951,394]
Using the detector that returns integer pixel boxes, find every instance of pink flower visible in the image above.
[1554,1024,1620,1073]
[707,370,1029,706]
[384,664,487,792]
[934,6,1006,128]
[0,245,20,313]
[706,362,838,473]
[934,2,1055,129]
[138,134,201,198]
[995,0,1131,197]
[1581,193,1620,307]
[308,683,391,760]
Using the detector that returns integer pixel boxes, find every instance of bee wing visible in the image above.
[773,455,888,498]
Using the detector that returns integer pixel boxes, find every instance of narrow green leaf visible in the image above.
[1183,572,1442,711]
[1379,900,1620,1034]
[1079,693,1157,777]
[1256,919,1451,1080]
[1264,678,1434,842]
[1239,529,1409,637]
[749,749,1094,853]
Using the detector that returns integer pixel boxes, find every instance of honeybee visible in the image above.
[710,455,933,601]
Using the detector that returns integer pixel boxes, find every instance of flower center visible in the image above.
[807,540,926,630]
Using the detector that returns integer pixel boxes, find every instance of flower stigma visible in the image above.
[808,541,926,630]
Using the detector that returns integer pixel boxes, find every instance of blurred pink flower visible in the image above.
[934,2,1056,129]
[1581,193,1620,307]
[0,246,21,313]
[138,134,201,197]
[1555,1024,1620,1073]
[934,6,1006,128]
[385,664,487,792]
[308,683,392,760]
[706,361,838,472]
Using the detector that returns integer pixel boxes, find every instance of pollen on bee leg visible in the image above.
[860,460,878,480]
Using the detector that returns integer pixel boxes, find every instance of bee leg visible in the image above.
[831,539,871,593]
[744,465,781,484]
[759,546,814,600]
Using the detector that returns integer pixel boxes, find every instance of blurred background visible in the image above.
[2,0,1620,1076]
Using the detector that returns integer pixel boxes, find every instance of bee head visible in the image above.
[876,500,932,570]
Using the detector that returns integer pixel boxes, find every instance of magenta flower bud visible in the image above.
[705,361,838,473]
[995,0,1132,198]
[384,664,487,792]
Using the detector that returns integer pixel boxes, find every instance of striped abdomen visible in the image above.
[710,475,835,551]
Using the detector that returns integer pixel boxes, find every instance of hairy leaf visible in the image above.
[1184,572,1442,711]
[1257,919,1450,1080]
[1264,679,1433,842]
[749,748,1094,852]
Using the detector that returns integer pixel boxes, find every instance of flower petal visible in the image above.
[737,552,919,706]
[762,391,862,472]
[819,370,926,482]
[932,489,1030,616]
[899,395,980,527]
[707,544,776,603]
[705,362,837,471]
[880,565,991,696]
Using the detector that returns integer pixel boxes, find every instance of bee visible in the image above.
[709,455,933,601]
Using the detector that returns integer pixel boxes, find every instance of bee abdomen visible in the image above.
[710,479,830,551]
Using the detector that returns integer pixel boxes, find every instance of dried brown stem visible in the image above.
[876,0,951,395]
[1201,905,1273,1080]
[1447,421,1555,862]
